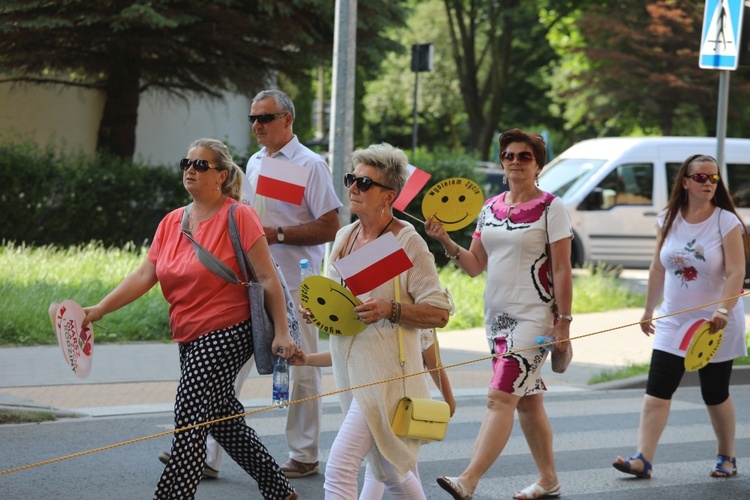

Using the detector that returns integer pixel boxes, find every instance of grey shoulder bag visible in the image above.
[181,203,300,375]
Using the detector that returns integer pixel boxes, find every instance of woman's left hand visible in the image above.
[353,297,390,324]
[273,332,298,359]
[709,311,729,334]
[552,320,571,355]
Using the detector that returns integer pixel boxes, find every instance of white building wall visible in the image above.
[0,82,252,166]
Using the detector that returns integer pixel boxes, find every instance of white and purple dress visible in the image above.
[474,191,573,396]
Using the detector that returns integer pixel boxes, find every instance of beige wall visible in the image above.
[0,82,252,166]
[0,83,103,154]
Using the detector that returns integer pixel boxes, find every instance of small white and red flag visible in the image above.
[333,232,413,296]
[393,164,431,212]
[256,156,311,205]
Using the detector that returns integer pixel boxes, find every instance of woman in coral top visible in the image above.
[82,138,298,500]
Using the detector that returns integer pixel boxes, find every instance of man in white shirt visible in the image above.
[234,89,341,477]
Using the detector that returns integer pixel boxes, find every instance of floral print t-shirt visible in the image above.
[653,207,747,362]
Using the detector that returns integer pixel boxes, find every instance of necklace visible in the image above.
[189,196,225,232]
[346,215,395,256]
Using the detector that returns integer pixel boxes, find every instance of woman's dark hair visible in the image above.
[499,128,547,170]
[662,154,750,258]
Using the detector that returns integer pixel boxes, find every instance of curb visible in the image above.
[0,404,85,419]
[591,364,750,391]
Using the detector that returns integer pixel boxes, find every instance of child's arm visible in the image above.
[422,345,456,417]
[289,350,332,367]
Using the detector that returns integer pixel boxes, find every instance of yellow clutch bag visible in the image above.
[391,397,451,441]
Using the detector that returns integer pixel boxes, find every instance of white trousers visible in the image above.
[324,399,425,500]
[206,289,322,470]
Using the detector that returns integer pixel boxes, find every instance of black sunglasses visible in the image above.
[179,158,219,172]
[685,172,720,184]
[247,113,287,124]
[500,151,535,163]
[343,173,394,192]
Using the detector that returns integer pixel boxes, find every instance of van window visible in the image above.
[593,163,653,209]
[539,158,606,199]
[727,163,750,208]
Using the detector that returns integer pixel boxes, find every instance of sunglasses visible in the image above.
[343,173,395,192]
[500,151,535,163]
[685,173,720,184]
[247,113,287,124]
[179,158,219,172]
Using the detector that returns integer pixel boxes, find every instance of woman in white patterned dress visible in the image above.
[427,129,573,499]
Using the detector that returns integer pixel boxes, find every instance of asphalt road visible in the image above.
[2,386,749,499]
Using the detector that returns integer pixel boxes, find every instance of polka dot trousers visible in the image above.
[154,319,294,499]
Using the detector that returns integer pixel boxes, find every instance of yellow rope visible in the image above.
[2,292,746,476]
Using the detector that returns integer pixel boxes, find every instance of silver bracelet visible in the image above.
[557,314,573,322]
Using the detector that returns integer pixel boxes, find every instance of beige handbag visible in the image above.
[390,277,451,441]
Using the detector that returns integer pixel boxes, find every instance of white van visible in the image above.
[538,137,750,268]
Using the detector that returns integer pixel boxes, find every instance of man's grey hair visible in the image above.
[252,90,295,121]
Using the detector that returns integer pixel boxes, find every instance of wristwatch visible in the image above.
[717,307,729,316]
[276,227,285,243]
[557,314,573,322]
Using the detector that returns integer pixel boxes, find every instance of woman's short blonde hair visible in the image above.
[351,143,408,195]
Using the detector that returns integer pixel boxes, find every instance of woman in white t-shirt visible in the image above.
[614,154,750,480]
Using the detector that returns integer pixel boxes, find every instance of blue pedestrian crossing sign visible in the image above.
[700,0,745,70]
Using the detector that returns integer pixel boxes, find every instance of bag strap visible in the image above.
[226,203,262,286]
[394,275,446,398]
[181,203,256,286]
[544,202,553,292]
[394,276,408,397]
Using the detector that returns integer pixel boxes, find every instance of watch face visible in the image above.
[277,228,284,242]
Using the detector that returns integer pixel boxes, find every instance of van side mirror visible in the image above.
[581,188,605,210]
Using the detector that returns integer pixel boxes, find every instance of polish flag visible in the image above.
[333,232,413,296]
[256,156,311,205]
[677,319,706,351]
[393,164,431,212]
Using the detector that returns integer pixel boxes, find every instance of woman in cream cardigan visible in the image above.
[293,143,451,499]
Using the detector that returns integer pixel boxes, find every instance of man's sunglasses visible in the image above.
[500,151,535,163]
[247,113,287,124]
[343,173,394,192]
[179,158,219,172]
[685,173,720,184]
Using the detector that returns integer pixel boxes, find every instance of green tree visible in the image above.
[362,0,467,152]
[0,0,405,159]
[551,0,750,138]
[441,0,583,159]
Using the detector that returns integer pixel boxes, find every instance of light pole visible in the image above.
[411,43,433,160]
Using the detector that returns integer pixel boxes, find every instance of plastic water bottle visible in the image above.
[300,258,315,284]
[272,352,289,408]
[536,336,556,352]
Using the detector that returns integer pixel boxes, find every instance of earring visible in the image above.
[535,174,540,187]
[502,176,508,186]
